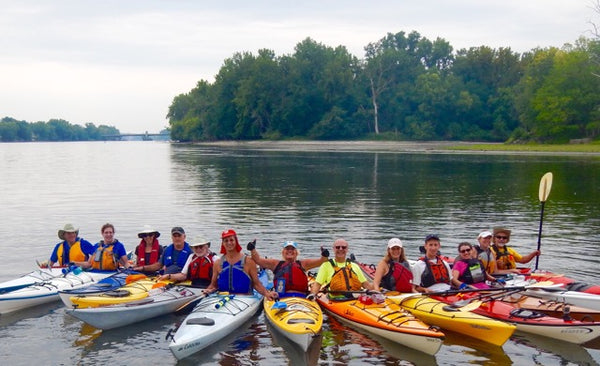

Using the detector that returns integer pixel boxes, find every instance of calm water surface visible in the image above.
[0,141,599,365]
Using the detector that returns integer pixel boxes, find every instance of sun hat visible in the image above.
[387,238,403,249]
[220,229,241,254]
[171,227,185,235]
[477,231,493,239]
[425,234,440,242]
[282,241,298,249]
[58,223,79,240]
[492,227,511,239]
[190,236,211,247]
[138,225,161,238]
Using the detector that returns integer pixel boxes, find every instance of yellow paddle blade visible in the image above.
[527,280,559,288]
[539,172,553,202]
[458,300,482,312]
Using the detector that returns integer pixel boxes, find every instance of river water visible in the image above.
[0,141,599,365]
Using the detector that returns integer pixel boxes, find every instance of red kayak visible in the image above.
[518,268,600,295]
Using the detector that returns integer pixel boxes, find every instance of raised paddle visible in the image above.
[535,172,553,271]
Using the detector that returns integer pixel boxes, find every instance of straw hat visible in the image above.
[58,223,79,240]
[137,225,161,238]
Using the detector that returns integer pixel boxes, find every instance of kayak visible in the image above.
[59,271,144,307]
[523,287,600,312]
[518,268,600,295]
[69,277,173,309]
[0,267,65,294]
[168,270,269,360]
[66,284,206,329]
[263,294,323,351]
[316,293,445,355]
[497,291,600,321]
[388,293,516,346]
[0,269,115,314]
[432,290,600,344]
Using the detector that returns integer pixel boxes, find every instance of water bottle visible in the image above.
[215,295,235,309]
[276,279,285,294]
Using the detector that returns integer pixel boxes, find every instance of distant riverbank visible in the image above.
[191,140,600,155]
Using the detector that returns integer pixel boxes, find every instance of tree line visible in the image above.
[168,30,600,143]
[0,117,120,142]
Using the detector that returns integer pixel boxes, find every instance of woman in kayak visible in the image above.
[372,238,415,293]
[87,223,130,270]
[164,236,218,287]
[205,229,278,301]
[248,240,329,296]
[452,242,497,289]
[473,230,520,275]
[132,225,163,275]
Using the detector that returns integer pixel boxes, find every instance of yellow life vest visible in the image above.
[328,260,363,292]
[56,241,87,266]
[91,243,118,270]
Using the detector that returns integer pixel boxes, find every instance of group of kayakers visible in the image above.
[42,222,541,301]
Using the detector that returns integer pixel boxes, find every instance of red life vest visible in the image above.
[136,240,161,266]
[273,260,309,293]
[382,261,413,292]
[188,253,215,287]
[418,256,450,288]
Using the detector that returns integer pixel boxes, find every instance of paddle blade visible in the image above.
[538,172,553,202]
[458,300,482,312]
[271,301,288,310]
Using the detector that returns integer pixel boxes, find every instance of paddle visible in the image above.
[449,288,526,308]
[535,172,553,271]
[388,292,483,312]
[175,291,210,314]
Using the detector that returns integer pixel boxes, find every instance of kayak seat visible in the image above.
[104,290,131,297]
[442,305,460,312]
[509,308,545,319]
[187,317,215,326]
[287,318,316,324]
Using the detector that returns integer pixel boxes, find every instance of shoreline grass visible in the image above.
[446,143,600,153]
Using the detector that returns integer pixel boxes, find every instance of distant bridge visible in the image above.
[102,131,170,141]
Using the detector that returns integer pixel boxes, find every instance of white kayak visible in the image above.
[525,288,600,311]
[0,269,115,314]
[66,284,207,329]
[0,267,65,294]
[168,270,269,360]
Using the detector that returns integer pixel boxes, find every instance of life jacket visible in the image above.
[273,260,309,293]
[419,256,451,288]
[382,260,413,292]
[188,252,216,287]
[217,256,252,294]
[91,241,119,270]
[163,243,192,270]
[458,258,486,284]
[327,259,363,292]
[491,245,516,270]
[136,239,161,266]
[56,240,88,266]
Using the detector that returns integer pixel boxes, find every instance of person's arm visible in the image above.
[204,259,221,294]
[248,247,279,270]
[352,263,373,290]
[517,250,540,264]
[372,260,388,291]
[245,257,277,301]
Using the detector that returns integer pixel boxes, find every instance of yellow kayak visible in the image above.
[264,295,323,351]
[389,293,516,346]
[70,278,177,309]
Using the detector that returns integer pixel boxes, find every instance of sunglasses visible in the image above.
[172,233,183,237]
[459,248,472,253]
[141,233,154,238]
[495,235,508,240]
[335,246,348,250]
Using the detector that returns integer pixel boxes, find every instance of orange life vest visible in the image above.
[328,260,363,292]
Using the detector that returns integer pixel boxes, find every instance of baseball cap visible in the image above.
[478,231,493,239]
[171,227,185,235]
[425,234,440,241]
[282,241,298,248]
[387,238,403,249]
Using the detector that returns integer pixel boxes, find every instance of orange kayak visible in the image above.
[316,293,444,355]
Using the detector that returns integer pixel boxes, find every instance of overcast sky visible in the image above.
[1,0,596,133]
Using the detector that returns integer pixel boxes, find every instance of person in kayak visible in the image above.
[87,223,129,270]
[248,240,329,296]
[132,225,163,275]
[452,242,498,289]
[412,234,453,293]
[164,236,218,287]
[473,230,520,275]
[46,223,95,268]
[308,238,373,299]
[372,238,415,293]
[491,227,540,271]
[205,229,278,301]
[140,226,192,276]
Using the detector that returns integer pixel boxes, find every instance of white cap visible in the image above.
[387,238,403,249]
[478,231,493,239]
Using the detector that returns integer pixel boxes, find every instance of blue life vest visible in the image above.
[162,243,192,272]
[217,256,252,294]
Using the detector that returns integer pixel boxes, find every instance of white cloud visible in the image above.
[0,0,595,132]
